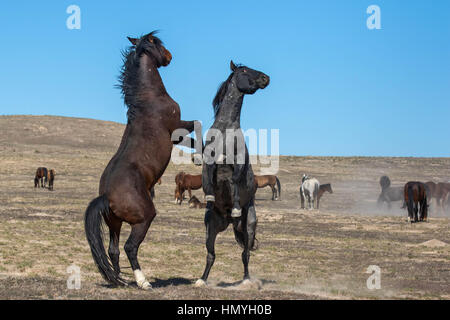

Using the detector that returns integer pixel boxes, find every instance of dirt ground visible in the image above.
[0,115,449,300]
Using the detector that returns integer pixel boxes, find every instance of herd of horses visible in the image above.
[174,172,283,204]
[79,31,448,290]
[377,175,450,222]
[34,167,55,191]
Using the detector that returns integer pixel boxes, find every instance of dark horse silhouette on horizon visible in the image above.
[196,61,269,287]
[84,31,200,289]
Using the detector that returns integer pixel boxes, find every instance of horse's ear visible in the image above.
[127,37,139,46]
[230,60,237,72]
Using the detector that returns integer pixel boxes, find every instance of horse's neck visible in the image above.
[214,82,244,129]
[138,55,168,100]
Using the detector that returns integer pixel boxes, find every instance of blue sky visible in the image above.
[0,1,449,157]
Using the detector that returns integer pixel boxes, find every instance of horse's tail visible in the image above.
[406,184,414,218]
[314,182,320,207]
[84,194,126,286]
[380,176,391,190]
[275,176,281,199]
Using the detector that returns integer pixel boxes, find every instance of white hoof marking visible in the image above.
[194,279,207,287]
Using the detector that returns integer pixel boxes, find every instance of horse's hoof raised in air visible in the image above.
[231,208,241,218]
[194,279,207,287]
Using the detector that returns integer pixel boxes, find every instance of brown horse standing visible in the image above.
[174,172,202,204]
[404,181,428,223]
[300,183,332,209]
[47,169,55,191]
[254,175,281,200]
[34,167,48,188]
[425,181,450,213]
[84,32,200,289]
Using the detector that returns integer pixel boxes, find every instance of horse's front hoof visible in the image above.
[137,280,152,290]
[194,279,207,287]
[231,208,242,218]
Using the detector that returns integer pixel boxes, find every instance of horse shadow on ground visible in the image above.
[99,277,193,289]
[216,278,275,289]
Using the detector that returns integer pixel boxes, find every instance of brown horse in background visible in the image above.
[34,167,48,188]
[300,183,332,209]
[84,32,200,289]
[174,172,202,204]
[188,195,207,209]
[425,181,450,212]
[47,169,55,191]
[404,181,428,223]
[254,175,281,200]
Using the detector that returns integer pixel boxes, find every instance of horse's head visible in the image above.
[127,31,172,68]
[302,174,309,183]
[326,184,333,194]
[230,60,270,94]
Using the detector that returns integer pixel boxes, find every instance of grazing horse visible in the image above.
[301,183,333,209]
[404,181,428,223]
[196,61,269,287]
[300,174,320,210]
[47,169,55,191]
[174,172,202,204]
[188,195,207,209]
[84,32,200,289]
[34,167,48,188]
[377,176,404,209]
[425,181,450,212]
[254,175,281,200]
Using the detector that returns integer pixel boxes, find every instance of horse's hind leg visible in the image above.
[242,202,257,281]
[107,216,122,275]
[270,185,276,201]
[196,204,223,286]
[124,201,156,290]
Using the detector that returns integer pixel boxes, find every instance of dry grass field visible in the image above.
[0,115,449,300]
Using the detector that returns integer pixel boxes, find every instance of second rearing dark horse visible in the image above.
[196,61,270,287]
[84,32,199,290]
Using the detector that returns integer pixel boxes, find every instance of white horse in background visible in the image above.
[301,174,320,210]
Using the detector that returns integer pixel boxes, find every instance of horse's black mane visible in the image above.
[116,31,163,121]
[212,63,245,117]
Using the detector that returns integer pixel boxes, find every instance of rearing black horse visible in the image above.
[196,61,269,286]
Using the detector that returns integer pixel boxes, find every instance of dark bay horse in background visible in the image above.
[404,181,428,223]
[377,176,404,209]
[84,32,200,289]
[254,175,281,200]
[196,61,269,286]
[301,183,333,209]
[34,167,48,188]
[174,172,202,204]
